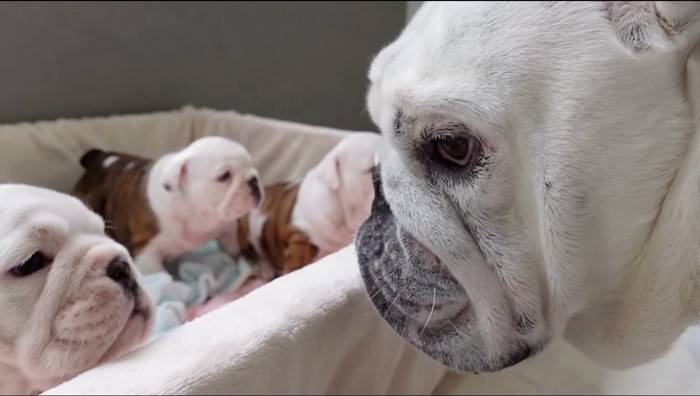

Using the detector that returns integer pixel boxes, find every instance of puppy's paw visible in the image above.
[215,226,241,258]
[134,252,165,275]
[252,261,277,281]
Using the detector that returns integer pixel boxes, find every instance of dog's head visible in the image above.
[157,136,263,227]
[358,1,700,373]
[0,184,154,393]
[316,132,383,231]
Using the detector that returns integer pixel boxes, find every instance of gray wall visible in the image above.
[0,1,406,131]
[406,1,423,22]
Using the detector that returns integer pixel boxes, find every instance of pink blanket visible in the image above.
[185,275,268,321]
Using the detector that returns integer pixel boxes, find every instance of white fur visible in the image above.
[101,155,119,169]
[292,132,383,259]
[139,136,263,275]
[0,184,154,394]
[366,1,700,370]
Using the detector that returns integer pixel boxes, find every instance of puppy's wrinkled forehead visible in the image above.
[368,1,610,135]
[0,186,104,238]
[186,138,256,174]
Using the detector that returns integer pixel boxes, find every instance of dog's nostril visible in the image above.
[247,176,259,190]
[248,176,262,204]
[106,258,131,284]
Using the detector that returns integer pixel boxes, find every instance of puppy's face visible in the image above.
[319,133,383,232]
[0,185,154,391]
[161,136,263,226]
[358,1,700,373]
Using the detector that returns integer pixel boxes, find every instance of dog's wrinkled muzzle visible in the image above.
[356,166,536,372]
[356,167,471,365]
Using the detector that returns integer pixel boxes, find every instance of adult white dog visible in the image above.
[357,1,700,373]
[293,132,382,260]
[0,184,155,394]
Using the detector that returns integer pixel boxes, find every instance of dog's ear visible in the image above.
[318,156,341,192]
[605,1,700,55]
[79,148,105,169]
[161,156,188,192]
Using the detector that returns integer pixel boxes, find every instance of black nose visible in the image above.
[248,176,262,206]
[106,258,138,297]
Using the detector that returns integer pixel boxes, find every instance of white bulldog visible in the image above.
[0,184,154,395]
[140,136,263,274]
[357,1,700,373]
[292,132,382,260]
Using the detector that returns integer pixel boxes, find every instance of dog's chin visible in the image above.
[220,194,259,222]
[356,168,541,373]
[97,304,153,365]
[33,292,154,384]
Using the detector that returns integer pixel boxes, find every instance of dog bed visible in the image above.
[0,105,692,394]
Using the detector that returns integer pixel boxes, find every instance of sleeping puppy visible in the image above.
[292,132,382,260]
[220,132,382,278]
[0,184,154,395]
[72,136,263,275]
[357,1,700,373]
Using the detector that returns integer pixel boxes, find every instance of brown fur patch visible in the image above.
[236,182,318,275]
[71,149,159,257]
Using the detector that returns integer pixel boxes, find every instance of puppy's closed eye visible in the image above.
[11,251,52,277]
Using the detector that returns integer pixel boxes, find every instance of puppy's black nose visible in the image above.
[107,258,138,297]
[248,176,262,206]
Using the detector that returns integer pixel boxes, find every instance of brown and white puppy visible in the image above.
[0,184,154,395]
[220,182,317,279]
[219,133,383,279]
[292,132,383,259]
[72,136,263,275]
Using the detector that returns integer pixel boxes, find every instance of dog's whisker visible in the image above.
[383,292,402,316]
[420,288,437,335]
[367,283,387,301]
[448,319,470,339]
[483,369,492,394]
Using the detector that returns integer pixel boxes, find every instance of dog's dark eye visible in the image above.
[217,171,232,182]
[11,252,52,277]
[435,135,481,167]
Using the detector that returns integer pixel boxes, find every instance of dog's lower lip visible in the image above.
[131,304,150,321]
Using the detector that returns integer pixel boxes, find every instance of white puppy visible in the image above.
[292,132,382,259]
[357,1,700,374]
[138,136,263,274]
[0,184,154,395]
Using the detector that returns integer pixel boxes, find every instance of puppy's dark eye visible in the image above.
[217,171,232,183]
[435,135,481,167]
[11,252,52,277]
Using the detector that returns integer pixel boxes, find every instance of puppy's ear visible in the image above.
[318,156,341,192]
[161,157,189,192]
[605,1,700,55]
[79,148,105,169]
